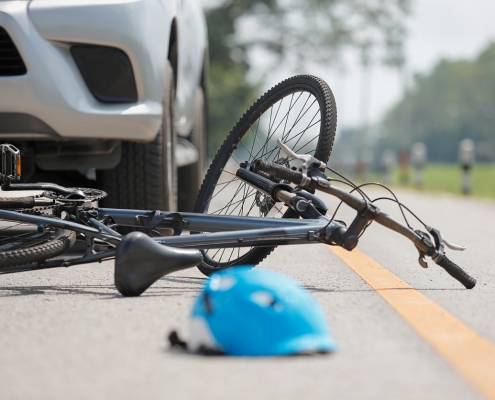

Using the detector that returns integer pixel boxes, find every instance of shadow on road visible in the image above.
[0,276,463,298]
[0,275,208,298]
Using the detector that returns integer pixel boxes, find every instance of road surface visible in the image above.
[0,188,494,399]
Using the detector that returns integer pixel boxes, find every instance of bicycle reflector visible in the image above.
[0,144,21,183]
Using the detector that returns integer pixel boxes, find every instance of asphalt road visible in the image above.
[0,188,494,400]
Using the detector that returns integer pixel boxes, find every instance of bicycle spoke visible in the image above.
[227,247,236,263]
[285,111,320,147]
[0,221,54,251]
[218,247,227,263]
[210,189,257,215]
[258,99,319,162]
[208,176,245,214]
[253,92,305,161]
[294,132,320,154]
[206,176,239,207]
[249,117,263,159]
[0,221,24,233]
[227,189,257,216]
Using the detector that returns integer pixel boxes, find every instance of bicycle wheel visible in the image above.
[194,75,337,276]
[0,217,76,269]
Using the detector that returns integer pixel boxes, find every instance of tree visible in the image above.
[376,43,495,162]
[205,0,411,156]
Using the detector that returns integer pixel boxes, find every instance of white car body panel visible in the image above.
[0,0,207,141]
[175,0,207,135]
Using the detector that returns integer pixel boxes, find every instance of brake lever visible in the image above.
[426,226,466,251]
[277,139,326,186]
[277,139,326,169]
[442,238,466,251]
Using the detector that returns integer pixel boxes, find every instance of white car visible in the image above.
[0,0,208,212]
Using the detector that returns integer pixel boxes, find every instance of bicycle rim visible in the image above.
[194,75,337,275]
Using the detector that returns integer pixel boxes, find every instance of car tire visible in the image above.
[177,86,207,212]
[98,60,177,212]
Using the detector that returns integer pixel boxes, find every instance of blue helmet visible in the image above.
[187,267,336,356]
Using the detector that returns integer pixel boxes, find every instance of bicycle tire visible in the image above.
[0,220,76,269]
[0,196,36,209]
[194,75,337,276]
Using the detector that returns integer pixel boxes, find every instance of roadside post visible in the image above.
[381,150,396,184]
[398,150,410,185]
[458,139,475,194]
[344,153,357,179]
[411,142,427,188]
[359,150,373,181]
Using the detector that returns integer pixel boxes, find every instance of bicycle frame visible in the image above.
[0,207,343,274]
[101,209,331,248]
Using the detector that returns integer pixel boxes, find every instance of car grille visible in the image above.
[0,27,27,76]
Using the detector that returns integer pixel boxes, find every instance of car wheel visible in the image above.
[177,86,207,212]
[98,60,177,212]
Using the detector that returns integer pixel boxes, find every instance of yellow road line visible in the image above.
[329,246,495,400]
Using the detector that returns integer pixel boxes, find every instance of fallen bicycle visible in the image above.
[0,76,476,295]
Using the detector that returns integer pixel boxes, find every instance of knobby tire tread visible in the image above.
[0,228,76,268]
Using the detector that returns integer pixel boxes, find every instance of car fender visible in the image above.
[174,0,207,136]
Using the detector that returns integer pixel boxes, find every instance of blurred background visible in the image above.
[202,0,495,197]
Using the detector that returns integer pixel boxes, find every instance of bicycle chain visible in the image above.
[17,194,59,215]
[14,188,107,215]
[17,194,102,216]
[42,188,107,204]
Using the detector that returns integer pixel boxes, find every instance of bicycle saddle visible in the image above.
[115,232,203,297]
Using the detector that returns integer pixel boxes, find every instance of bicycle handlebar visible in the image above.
[254,160,476,289]
[254,160,303,185]
[255,160,424,248]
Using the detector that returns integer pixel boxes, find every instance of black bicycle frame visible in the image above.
[99,208,338,248]
[0,207,344,273]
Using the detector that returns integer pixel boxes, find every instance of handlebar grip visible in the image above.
[254,160,303,185]
[0,196,35,209]
[236,168,277,195]
[436,255,476,289]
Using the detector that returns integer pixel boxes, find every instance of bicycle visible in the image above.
[0,75,476,296]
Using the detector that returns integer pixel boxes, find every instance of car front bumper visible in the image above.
[0,0,172,142]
